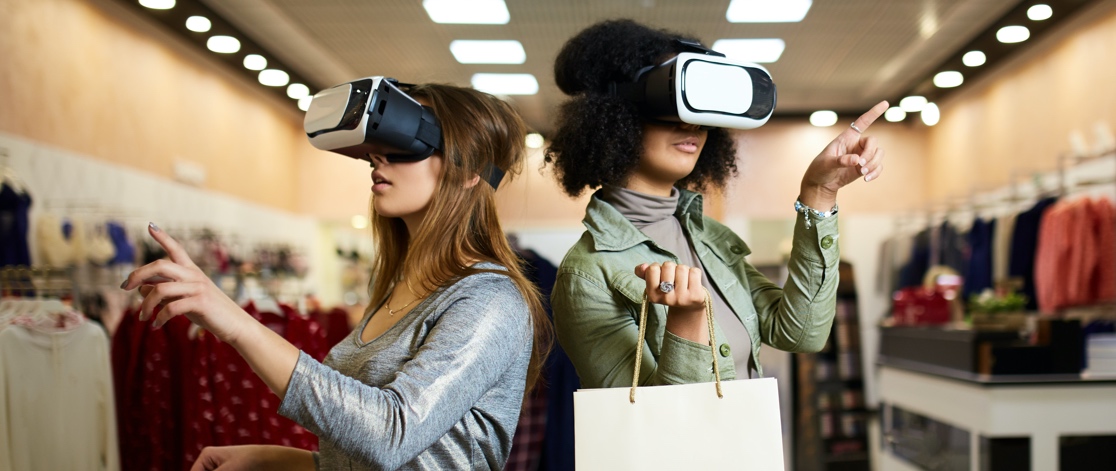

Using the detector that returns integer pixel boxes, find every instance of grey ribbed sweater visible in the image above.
[278,263,532,470]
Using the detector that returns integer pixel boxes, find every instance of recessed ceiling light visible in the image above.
[934,71,964,88]
[185,16,211,33]
[525,133,545,149]
[351,215,369,229]
[997,25,1030,44]
[1028,4,1053,21]
[921,103,940,126]
[884,107,907,122]
[423,0,509,24]
[809,110,837,127]
[258,69,289,87]
[287,83,310,100]
[449,40,526,64]
[243,54,267,71]
[139,0,175,10]
[711,38,786,63]
[726,0,811,23]
[471,74,538,95]
[900,96,927,112]
[206,35,240,54]
[298,97,313,112]
[962,50,986,67]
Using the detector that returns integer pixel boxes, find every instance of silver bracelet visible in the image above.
[794,199,838,229]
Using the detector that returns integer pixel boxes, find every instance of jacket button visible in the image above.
[719,344,731,357]
[730,245,744,254]
[821,235,834,249]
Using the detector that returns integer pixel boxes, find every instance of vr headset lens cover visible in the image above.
[304,76,505,188]
[616,51,777,130]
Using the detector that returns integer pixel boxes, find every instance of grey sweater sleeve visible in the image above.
[278,285,532,470]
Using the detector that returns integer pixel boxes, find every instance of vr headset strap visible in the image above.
[481,162,505,190]
[417,107,443,151]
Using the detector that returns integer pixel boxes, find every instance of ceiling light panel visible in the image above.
[423,0,510,24]
[206,35,240,54]
[809,110,837,127]
[287,83,310,99]
[139,0,175,10]
[997,25,1030,43]
[726,0,811,23]
[185,16,211,33]
[933,71,964,88]
[1028,4,1053,21]
[711,39,786,63]
[471,74,538,95]
[243,54,267,71]
[921,103,940,126]
[900,96,927,112]
[258,69,289,87]
[449,40,526,64]
[884,107,907,122]
[962,51,986,67]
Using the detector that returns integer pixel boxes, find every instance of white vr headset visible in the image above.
[611,41,777,130]
[304,76,505,189]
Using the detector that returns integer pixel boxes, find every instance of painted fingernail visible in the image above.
[120,279,128,290]
[149,222,160,232]
[860,167,869,175]
[866,175,874,182]
[859,158,867,166]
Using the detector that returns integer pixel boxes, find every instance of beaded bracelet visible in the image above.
[794,199,839,229]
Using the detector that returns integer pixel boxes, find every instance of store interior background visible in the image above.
[2,0,1116,469]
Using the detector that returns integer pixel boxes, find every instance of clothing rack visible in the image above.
[0,265,76,300]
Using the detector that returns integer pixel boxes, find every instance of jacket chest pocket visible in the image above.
[612,272,669,352]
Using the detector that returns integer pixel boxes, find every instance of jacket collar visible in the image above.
[583,187,706,252]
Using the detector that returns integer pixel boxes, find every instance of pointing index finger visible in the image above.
[147,223,198,269]
[849,100,889,137]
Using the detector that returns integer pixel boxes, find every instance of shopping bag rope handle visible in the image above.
[631,291,723,403]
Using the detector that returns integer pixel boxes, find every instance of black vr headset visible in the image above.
[304,76,505,189]
[611,40,777,130]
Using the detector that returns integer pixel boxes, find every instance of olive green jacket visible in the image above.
[551,189,840,388]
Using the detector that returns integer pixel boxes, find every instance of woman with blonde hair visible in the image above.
[121,83,551,470]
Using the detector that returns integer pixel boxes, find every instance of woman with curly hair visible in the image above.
[546,19,888,388]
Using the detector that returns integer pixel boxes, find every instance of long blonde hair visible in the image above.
[368,83,551,393]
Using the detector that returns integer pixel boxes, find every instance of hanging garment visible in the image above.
[1089,198,1116,303]
[1010,197,1059,310]
[106,222,135,265]
[0,184,31,267]
[0,320,121,471]
[964,218,996,300]
[992,213,1017,284]
[86,223,116,266]
[36,214,74,267]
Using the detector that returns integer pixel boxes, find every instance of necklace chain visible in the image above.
[386,280,420,316]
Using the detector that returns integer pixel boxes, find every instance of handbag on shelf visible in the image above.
[573,293,786,470]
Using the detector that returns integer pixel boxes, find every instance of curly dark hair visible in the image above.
[544,19,739,197]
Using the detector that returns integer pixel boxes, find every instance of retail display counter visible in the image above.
[876,356,1116,470]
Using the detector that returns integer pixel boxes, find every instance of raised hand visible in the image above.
[120,223,252,344]
[799,100,889,208]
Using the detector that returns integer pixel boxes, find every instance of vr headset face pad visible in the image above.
[304,77,443,163]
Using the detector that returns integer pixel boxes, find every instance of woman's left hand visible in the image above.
[120,223,253,345]
[799,100,889,207]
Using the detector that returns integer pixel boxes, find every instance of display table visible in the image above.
[876,357,1116,470]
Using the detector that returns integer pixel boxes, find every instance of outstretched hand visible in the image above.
[799,100,889,207]
[120,223,251,344]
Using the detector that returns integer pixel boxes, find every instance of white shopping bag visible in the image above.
[573,295,785,470]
